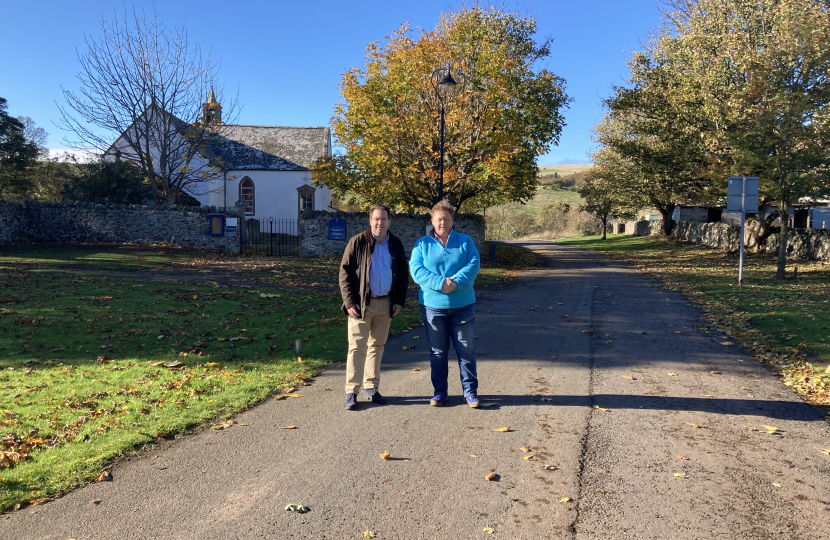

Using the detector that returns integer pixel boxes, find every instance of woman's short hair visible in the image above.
[430,200,455,218]
[369,204,391,219]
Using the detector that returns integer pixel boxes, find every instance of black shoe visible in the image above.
[344,393,357,410]
[369,390,387,404]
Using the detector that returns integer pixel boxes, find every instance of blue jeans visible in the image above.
[420,303,478,397]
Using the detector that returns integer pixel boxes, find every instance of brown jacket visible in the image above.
[339,229,409,319]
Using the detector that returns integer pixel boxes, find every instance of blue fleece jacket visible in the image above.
[409,229,480,309]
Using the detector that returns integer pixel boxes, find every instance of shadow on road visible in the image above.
[376,394,822,421]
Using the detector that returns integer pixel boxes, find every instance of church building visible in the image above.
[107,90,333,224]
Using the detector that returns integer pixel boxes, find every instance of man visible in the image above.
[339,204,409,410]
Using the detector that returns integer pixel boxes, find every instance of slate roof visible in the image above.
[207,125,330,171]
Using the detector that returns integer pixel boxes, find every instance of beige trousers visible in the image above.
[346,296,392,393]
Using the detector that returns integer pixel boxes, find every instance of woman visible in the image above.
[409,200,481,408]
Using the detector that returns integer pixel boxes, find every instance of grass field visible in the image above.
[0,242,534,511]
[557,235,830,408]
[537,164,592,179]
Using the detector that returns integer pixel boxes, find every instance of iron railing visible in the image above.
[240,218,300,256]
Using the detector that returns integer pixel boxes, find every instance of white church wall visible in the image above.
[223,170,332,223]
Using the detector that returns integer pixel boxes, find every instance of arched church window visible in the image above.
[239,177,255,215]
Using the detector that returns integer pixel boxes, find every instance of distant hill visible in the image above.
[537,164,592,179]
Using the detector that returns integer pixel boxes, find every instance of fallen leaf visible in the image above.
[491,427,510,432]
[676,455,689,460]
[361,523,376,538]
[687,423,704,428]
[523,455,533,460]
[550,356,557,360]
[816,448,830,455]
[483,527,495,534]
[469,454,478,458]
[595,406,609,412]
[543,465,558,471]
[520,447,530,452]
[541,397,551,402]
[720,341,734,346]
[412,368,420,371]
[285,393,304,398]
[667,372,677,376]
[559,497,571,503]
[485,473,497,481]
[91,499,102,505]
[402,346,408,350]
[674,472,688,478]
[282,426,297,430]
[94,471,111,482]
[273,396,286,401]
[772,482,782,488]
[763,425,780,434]
[622,375,635,380]
[297,357,303,364]
[379,450,391,460]
[710,371,720,375]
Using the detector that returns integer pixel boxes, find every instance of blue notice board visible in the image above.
[328,218,346,240]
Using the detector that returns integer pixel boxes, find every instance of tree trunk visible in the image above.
[775,204,788,280]
[601,214,607,240]
[659,204,676,236]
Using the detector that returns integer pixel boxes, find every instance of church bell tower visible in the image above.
[202,88,223,124]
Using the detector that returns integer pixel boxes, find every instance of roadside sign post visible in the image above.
[727,176,759,285]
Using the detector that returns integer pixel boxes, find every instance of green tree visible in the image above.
[313,7,571,211]
[579,177,616,240]
[0,97,39,199]
[662,0,830,278]
[594,39,714,236]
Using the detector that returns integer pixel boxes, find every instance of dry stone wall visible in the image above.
[672,220,830,262]
[0,200,240,252]
[300,210,485,258]
[0,201,27,245]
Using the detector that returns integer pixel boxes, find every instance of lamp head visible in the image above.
[438,72,457,95]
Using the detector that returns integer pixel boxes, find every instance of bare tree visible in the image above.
[58,7,239,204]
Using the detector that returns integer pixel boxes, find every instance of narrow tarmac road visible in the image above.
[3,242,829,539]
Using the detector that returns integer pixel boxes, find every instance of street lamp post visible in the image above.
[430,68,457,202]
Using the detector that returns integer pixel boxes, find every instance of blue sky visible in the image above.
[4,1,662,165]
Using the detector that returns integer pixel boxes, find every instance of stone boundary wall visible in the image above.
[627,219,665,236]
[672,220,830,262]
[0,201,27,245]
[300,210,485,258]
[0,200,240,252]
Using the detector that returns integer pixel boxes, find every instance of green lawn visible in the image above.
[557,235,830,407]
[0,242,533,511]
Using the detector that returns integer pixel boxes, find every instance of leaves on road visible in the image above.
[559,497,571,503]
[281,426,297,430]
[523,455,534,460]
[379,450,391,460]
[676,455,689,460]
[720,341,734,346]
[520,446,530,452]
[361,523,376,538]
[687,423,704,429]
[485,473,497,481]
[594,406,610,412]
[622,375,635,380]
[491,427,510,432]
[483,527,495,534]
[94,471,111,482]
[674,472,688,479]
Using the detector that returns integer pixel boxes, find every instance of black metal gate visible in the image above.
[240,218,300,256]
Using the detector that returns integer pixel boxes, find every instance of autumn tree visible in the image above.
[313,7,570,211]
[672,0,830,278]
[58,7,238,204]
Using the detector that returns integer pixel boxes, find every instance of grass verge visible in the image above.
[0,241,533,511]
[557,235,830,408]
